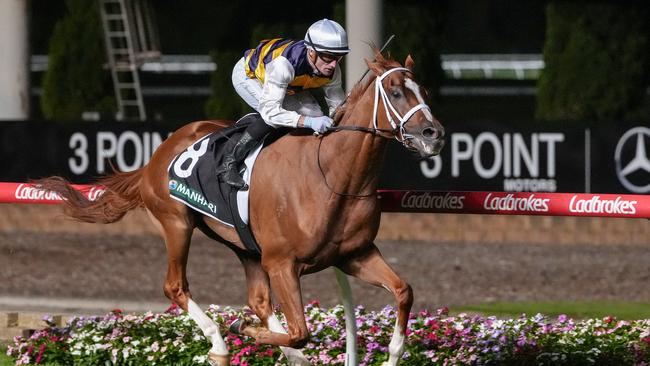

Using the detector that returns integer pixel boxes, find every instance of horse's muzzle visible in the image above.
[416,126,445,157]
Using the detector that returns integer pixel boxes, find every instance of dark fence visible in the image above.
[1,120,648,194]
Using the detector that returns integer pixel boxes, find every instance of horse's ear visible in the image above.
[365,58,384,76]
[405,55,415,71]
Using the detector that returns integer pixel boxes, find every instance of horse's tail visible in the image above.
[34,169,144,224]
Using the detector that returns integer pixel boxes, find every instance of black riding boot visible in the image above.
[216,131,259,190]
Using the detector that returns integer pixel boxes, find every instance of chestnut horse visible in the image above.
[36,49,444,366]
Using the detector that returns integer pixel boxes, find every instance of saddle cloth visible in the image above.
[167,114,263,227]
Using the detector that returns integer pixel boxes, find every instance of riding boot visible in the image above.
[216,131,258,190]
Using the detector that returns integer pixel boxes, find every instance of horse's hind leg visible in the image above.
[148,210,229,365]
[238,255,311,366]
[338,243,413,366]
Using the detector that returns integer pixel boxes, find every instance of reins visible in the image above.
[316,136,377,198]
[327,125,396,139]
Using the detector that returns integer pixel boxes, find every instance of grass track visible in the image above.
[0,344,13,366]
[455,300,650,320]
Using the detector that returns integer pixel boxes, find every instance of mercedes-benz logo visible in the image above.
[614,127,650,193]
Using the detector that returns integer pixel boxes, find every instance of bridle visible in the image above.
[328,67,431,143]
[319,66,432,197]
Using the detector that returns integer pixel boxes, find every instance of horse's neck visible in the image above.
[321,92,388,194]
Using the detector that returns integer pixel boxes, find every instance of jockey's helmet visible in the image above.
[304,19,350,55]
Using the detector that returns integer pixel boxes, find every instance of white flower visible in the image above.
[193,355,208,363]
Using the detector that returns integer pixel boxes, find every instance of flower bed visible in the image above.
[6,302,650,365]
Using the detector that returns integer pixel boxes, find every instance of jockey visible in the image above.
[217,18,350,190]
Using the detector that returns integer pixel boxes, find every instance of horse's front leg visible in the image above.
[238,262,310,349]
[339,243,413,366]
[237,255,311,365]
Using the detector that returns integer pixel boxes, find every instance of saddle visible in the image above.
[167,113,286,254]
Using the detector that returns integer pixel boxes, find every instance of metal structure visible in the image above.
[441,54,544,80]
[0,0,29,120]
[99,0,160,121]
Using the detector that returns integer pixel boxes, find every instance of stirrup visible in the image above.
[224,170,248,190]
[216,155,236,176]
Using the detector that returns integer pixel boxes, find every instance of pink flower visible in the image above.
[35,344,46,364]
[165,303,179,314]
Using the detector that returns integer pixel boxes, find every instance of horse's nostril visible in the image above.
[422,127,437,139]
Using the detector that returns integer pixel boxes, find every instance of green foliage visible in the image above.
[249,22,306,47]
[203,50,249,120]
[384,2,447,104]
[7,305,650,365]
[40,0,115,121]
[536,2,650,122]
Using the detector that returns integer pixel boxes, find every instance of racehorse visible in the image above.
[36,48,445,366]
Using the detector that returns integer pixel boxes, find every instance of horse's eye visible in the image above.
[391,90,402,98]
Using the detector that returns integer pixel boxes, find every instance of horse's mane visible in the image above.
[333,47,402,124]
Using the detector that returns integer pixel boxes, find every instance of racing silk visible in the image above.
[243,38,344,127]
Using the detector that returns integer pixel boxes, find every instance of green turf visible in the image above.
[455,300,650,320]
[0,344,13,366]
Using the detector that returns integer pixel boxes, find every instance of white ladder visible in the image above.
[99,0,147,121]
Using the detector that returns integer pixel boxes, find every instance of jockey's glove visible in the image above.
[304,116,333,134]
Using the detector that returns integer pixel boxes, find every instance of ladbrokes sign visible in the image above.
[400,191,465,210]
[568,195,637,215]
[380,190,648,218]
[13,183,104,203]
[483,193,550,212]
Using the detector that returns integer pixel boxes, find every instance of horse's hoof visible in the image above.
[208,352,230,366]
[229,316,258,335]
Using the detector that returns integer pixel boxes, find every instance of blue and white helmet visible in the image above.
[304,19,350,55]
